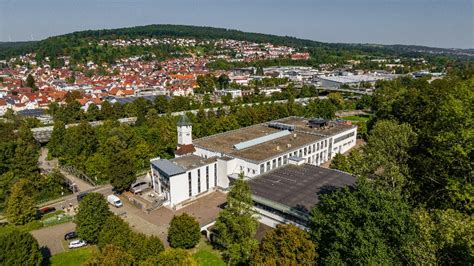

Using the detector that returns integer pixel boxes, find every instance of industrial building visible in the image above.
[149,115,357,211]
[249,161,355,228]
[317,73,396,88]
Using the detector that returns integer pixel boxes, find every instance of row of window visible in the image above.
[188,164,218,197]
[259,139,330,174]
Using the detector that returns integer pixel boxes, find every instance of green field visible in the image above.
[192,240,225,266]
[342,114,372,123]
[50,246,94,266]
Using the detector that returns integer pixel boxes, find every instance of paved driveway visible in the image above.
[31,222,76,255]
[31,191,227,254]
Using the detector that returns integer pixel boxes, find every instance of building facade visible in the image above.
[150,115,357,209]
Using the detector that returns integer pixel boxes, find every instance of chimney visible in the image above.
[276,145,280,151]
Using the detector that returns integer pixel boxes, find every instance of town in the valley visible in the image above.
[0,22,471,266]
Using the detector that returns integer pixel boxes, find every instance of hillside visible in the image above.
[0,24,472,62]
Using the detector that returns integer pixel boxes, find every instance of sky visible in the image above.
[0,0,473,48]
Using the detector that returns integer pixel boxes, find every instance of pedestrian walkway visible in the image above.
[38,147,94,192]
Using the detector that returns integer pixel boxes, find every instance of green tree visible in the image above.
[327,92,345,109]
[76,193,112,243]
[109,149,136,192]
[329,153,352,173]
[12,126,39,179]
[6,179,36,225]
[168,213,201,249]
[408,208,474,265]
[98,215,132,249]
[26,74,37,91]
[0,230,42,266]
[310,179,419,265]
[213,173,258,265]
[48,120,66,157]
[251,224,317,266]
[217,74,230,89]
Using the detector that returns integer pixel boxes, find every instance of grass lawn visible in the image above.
[192,239,225,266]
[50,246,95,266]
[342,114,372,123]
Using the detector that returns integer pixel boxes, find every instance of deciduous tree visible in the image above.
[168,213,200,249]
[6,179,36,225]
[213,173,258,265]
[0,230,42,266]
[251,224,317,265]
[76,193,112,243]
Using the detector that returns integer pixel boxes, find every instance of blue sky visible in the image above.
[0,0,472,48]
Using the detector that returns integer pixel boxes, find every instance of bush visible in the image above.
[168,213,201,249]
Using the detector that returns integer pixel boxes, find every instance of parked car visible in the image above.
[130,181,149,194]
[64,231,77,240]
[76,192,88,202]
[107,194,123,207]
[38,206,56,216]
[68,239,87,249]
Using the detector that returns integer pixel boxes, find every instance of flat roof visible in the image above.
[151,159,185,177]
[193,117,355,163]
[171,154,217,171]
[249,164,355,215]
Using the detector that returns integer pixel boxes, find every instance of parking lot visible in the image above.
[31,222,76,255]
[32,191,228,254]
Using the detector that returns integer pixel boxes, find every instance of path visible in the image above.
[38,147,94,192]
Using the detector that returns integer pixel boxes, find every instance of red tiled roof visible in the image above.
[175,144,196,156]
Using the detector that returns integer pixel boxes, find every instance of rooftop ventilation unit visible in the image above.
[268,122,296,131]
[233,130,291,150]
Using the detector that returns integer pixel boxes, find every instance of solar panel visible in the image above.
[233,130,291,150]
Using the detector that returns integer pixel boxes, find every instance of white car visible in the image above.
[68,239,87,249]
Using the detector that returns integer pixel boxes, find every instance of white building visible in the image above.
[150,115,357,209]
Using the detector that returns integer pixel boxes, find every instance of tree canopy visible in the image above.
[213,173,259,265]
[0,230,43,266]
[251,224,317,266]
[168,213,201,249]
[75,193,112,243]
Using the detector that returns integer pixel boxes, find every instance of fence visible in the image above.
[59,165,97,187]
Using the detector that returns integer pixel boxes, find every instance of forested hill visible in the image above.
[0,24,472,60]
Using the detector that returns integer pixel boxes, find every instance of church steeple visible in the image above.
[177,114,192,146]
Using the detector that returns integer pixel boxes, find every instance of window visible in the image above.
[260,164,265,173]
[206,175,209,190]
[197,170,201,193]
[188,173,192,197]
[317,142,319,150]
[304,147,307,156]
[334,132,355,144]
[252,169,256,174]
[272,159,276,169]
[214,164,217,187]
[283,155,288,164]
[206,166,209,178]
[198,177,201,193]
[266,161,270,171]
[278,157,282,166]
